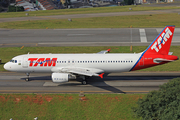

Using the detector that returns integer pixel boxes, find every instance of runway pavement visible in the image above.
[0,28,180,47]
[0,72,179,93]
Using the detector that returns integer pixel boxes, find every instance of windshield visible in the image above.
[10,60,17,63]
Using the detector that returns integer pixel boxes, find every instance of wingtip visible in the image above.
[107,49,111,53]
[99,73,104,78]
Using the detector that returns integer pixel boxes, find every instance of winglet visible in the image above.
[99,73,104,78]
[107,48,111,53]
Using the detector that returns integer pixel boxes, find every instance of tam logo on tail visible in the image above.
[151,27,172,52]
[145,26,175,55]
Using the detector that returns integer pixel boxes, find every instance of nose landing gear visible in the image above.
[25,73,30,82]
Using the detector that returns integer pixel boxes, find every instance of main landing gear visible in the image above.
[82,80,87,85]
[25,73,30,82]
[80,76,89,85]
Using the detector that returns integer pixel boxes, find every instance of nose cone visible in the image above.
[4,62,11,71]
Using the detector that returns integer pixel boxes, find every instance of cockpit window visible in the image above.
[10,60,17,63]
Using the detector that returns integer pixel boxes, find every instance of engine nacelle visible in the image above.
[52,73,76,83]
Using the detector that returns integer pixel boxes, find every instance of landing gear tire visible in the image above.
[25,73,30,82]
[82,80,87,85]
[25,78,29,82]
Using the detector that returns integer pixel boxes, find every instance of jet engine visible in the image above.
[52,73,76,83]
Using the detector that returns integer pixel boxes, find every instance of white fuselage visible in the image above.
[4,53,142,73]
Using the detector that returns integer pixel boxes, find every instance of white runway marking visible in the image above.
[139,29,147,42]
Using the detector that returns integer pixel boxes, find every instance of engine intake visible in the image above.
[52,73,76,83]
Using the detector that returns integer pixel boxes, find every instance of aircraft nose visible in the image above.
[4,62,11,71]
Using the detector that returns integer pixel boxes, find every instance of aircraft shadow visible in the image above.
[21,74,180,93]
[21,75,179,81]
[21,76,51,81]
[1,63,5,65]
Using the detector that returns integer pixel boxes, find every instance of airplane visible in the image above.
[4,25,178,85]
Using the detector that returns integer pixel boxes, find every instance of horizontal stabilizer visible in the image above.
[153,58,175,63]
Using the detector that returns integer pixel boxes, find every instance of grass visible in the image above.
[0,46,180,72]
[0,13,180,29]
[0,5,179,18]
[0,94,144,120]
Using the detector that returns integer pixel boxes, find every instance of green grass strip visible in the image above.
[0,46,179,72]
[0,5,179,18]
[0,13,180,29]
[0,94,144,120]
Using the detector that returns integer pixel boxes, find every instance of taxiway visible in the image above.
[0,72,179,93]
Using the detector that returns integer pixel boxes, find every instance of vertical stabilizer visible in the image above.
[130,25,177,71]
[145,25,175,55]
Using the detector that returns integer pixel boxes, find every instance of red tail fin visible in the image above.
[130,26,177,71]
[145,25,175,55]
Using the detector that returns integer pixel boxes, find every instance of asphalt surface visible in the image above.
[0,28,180,47]
[0,72,179,93]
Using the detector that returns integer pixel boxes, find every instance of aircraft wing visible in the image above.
[51,67,104,78]
[97,48,110,54]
